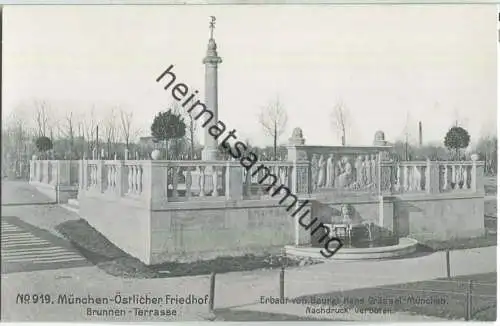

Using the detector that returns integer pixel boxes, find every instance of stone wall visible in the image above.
[71,155,487,265]
[77,191,296,264]
[150,200,296,264]
[394,194,485,241]
[78,193,152,263]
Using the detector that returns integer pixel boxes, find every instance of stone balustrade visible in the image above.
[245,161,297,197]
[28,160,80,202]
[32,155,485,207]
[30,160,79,187]
[79,159,309,204]
[379,159,484,195]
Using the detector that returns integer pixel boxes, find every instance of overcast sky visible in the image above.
[2,5,498,147]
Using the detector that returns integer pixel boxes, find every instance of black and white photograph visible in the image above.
[0,3,498,322]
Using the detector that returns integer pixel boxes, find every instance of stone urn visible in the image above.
[32,154,38,160]
[151,149,161,160]
[471,153,479,161]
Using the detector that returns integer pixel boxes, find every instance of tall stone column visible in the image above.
[201,19,222,161]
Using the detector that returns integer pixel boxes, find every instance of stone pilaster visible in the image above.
[97,160,105,193]
[425,160,440,194]
[378,196,395,233]
[471,154,485,194]
[149,162,168,209]
[294,199,313,246]
[225,163,243,200]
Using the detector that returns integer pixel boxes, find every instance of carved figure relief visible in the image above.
[370,154,377,187]
[355,156,364,186]
[364,154,371,186]
[326,154,335,188]
[317,155,326,188]
[338,156,353,188]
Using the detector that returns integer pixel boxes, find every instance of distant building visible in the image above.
[139,136,156,147]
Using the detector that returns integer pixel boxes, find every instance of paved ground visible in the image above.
[2,180,55,205]
[0,180,497,321]
[1,216,89,274]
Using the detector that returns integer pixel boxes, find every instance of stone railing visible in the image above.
[81,160,150,202]
[78,159,312,205]
[244,161,297,197]
[77,155,485,207]
[149,160,229,202]
[29,160,79,187]
[378,158,485,195]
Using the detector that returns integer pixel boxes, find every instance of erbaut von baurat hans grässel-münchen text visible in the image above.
[156,64,344,258]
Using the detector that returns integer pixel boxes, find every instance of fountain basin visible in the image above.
[285,237,419,261]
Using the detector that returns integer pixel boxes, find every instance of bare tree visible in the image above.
[33,100,50,138]
[330,100,349,146]
[2,107,34,178]
[83,106,98,157]
[57,111,77,159]
[119,108,134,151]
[258,97,288,161]
[103,107,118,159]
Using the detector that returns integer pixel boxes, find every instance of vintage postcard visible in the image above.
[1,3,497,322]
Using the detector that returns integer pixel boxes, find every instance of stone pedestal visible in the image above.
[294,199,313,246]
[378,196,394,232]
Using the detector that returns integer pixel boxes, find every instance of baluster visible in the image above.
[409,165,415,191]
[199,166,205,197]
[280,166,286,186]
[244,168,252,197]
[134,165,139,193]
[107,166,112,191]
[460,165,465,189]
[462,165,470,189]
[394,164,401,192]
[414,166,420,191]
[186,168,192,198]
[127,165,134,194]
[113,166,118,189]
[212,166,219,196]
[86,166,90,188]
[403,164,410,191]
[450,165,456,190]
[91,165,94,186]
[130,166,135,193]
[442,165,448,191]
[137,166,143,194]
[172,167,179,199]
[257,168,264,195]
